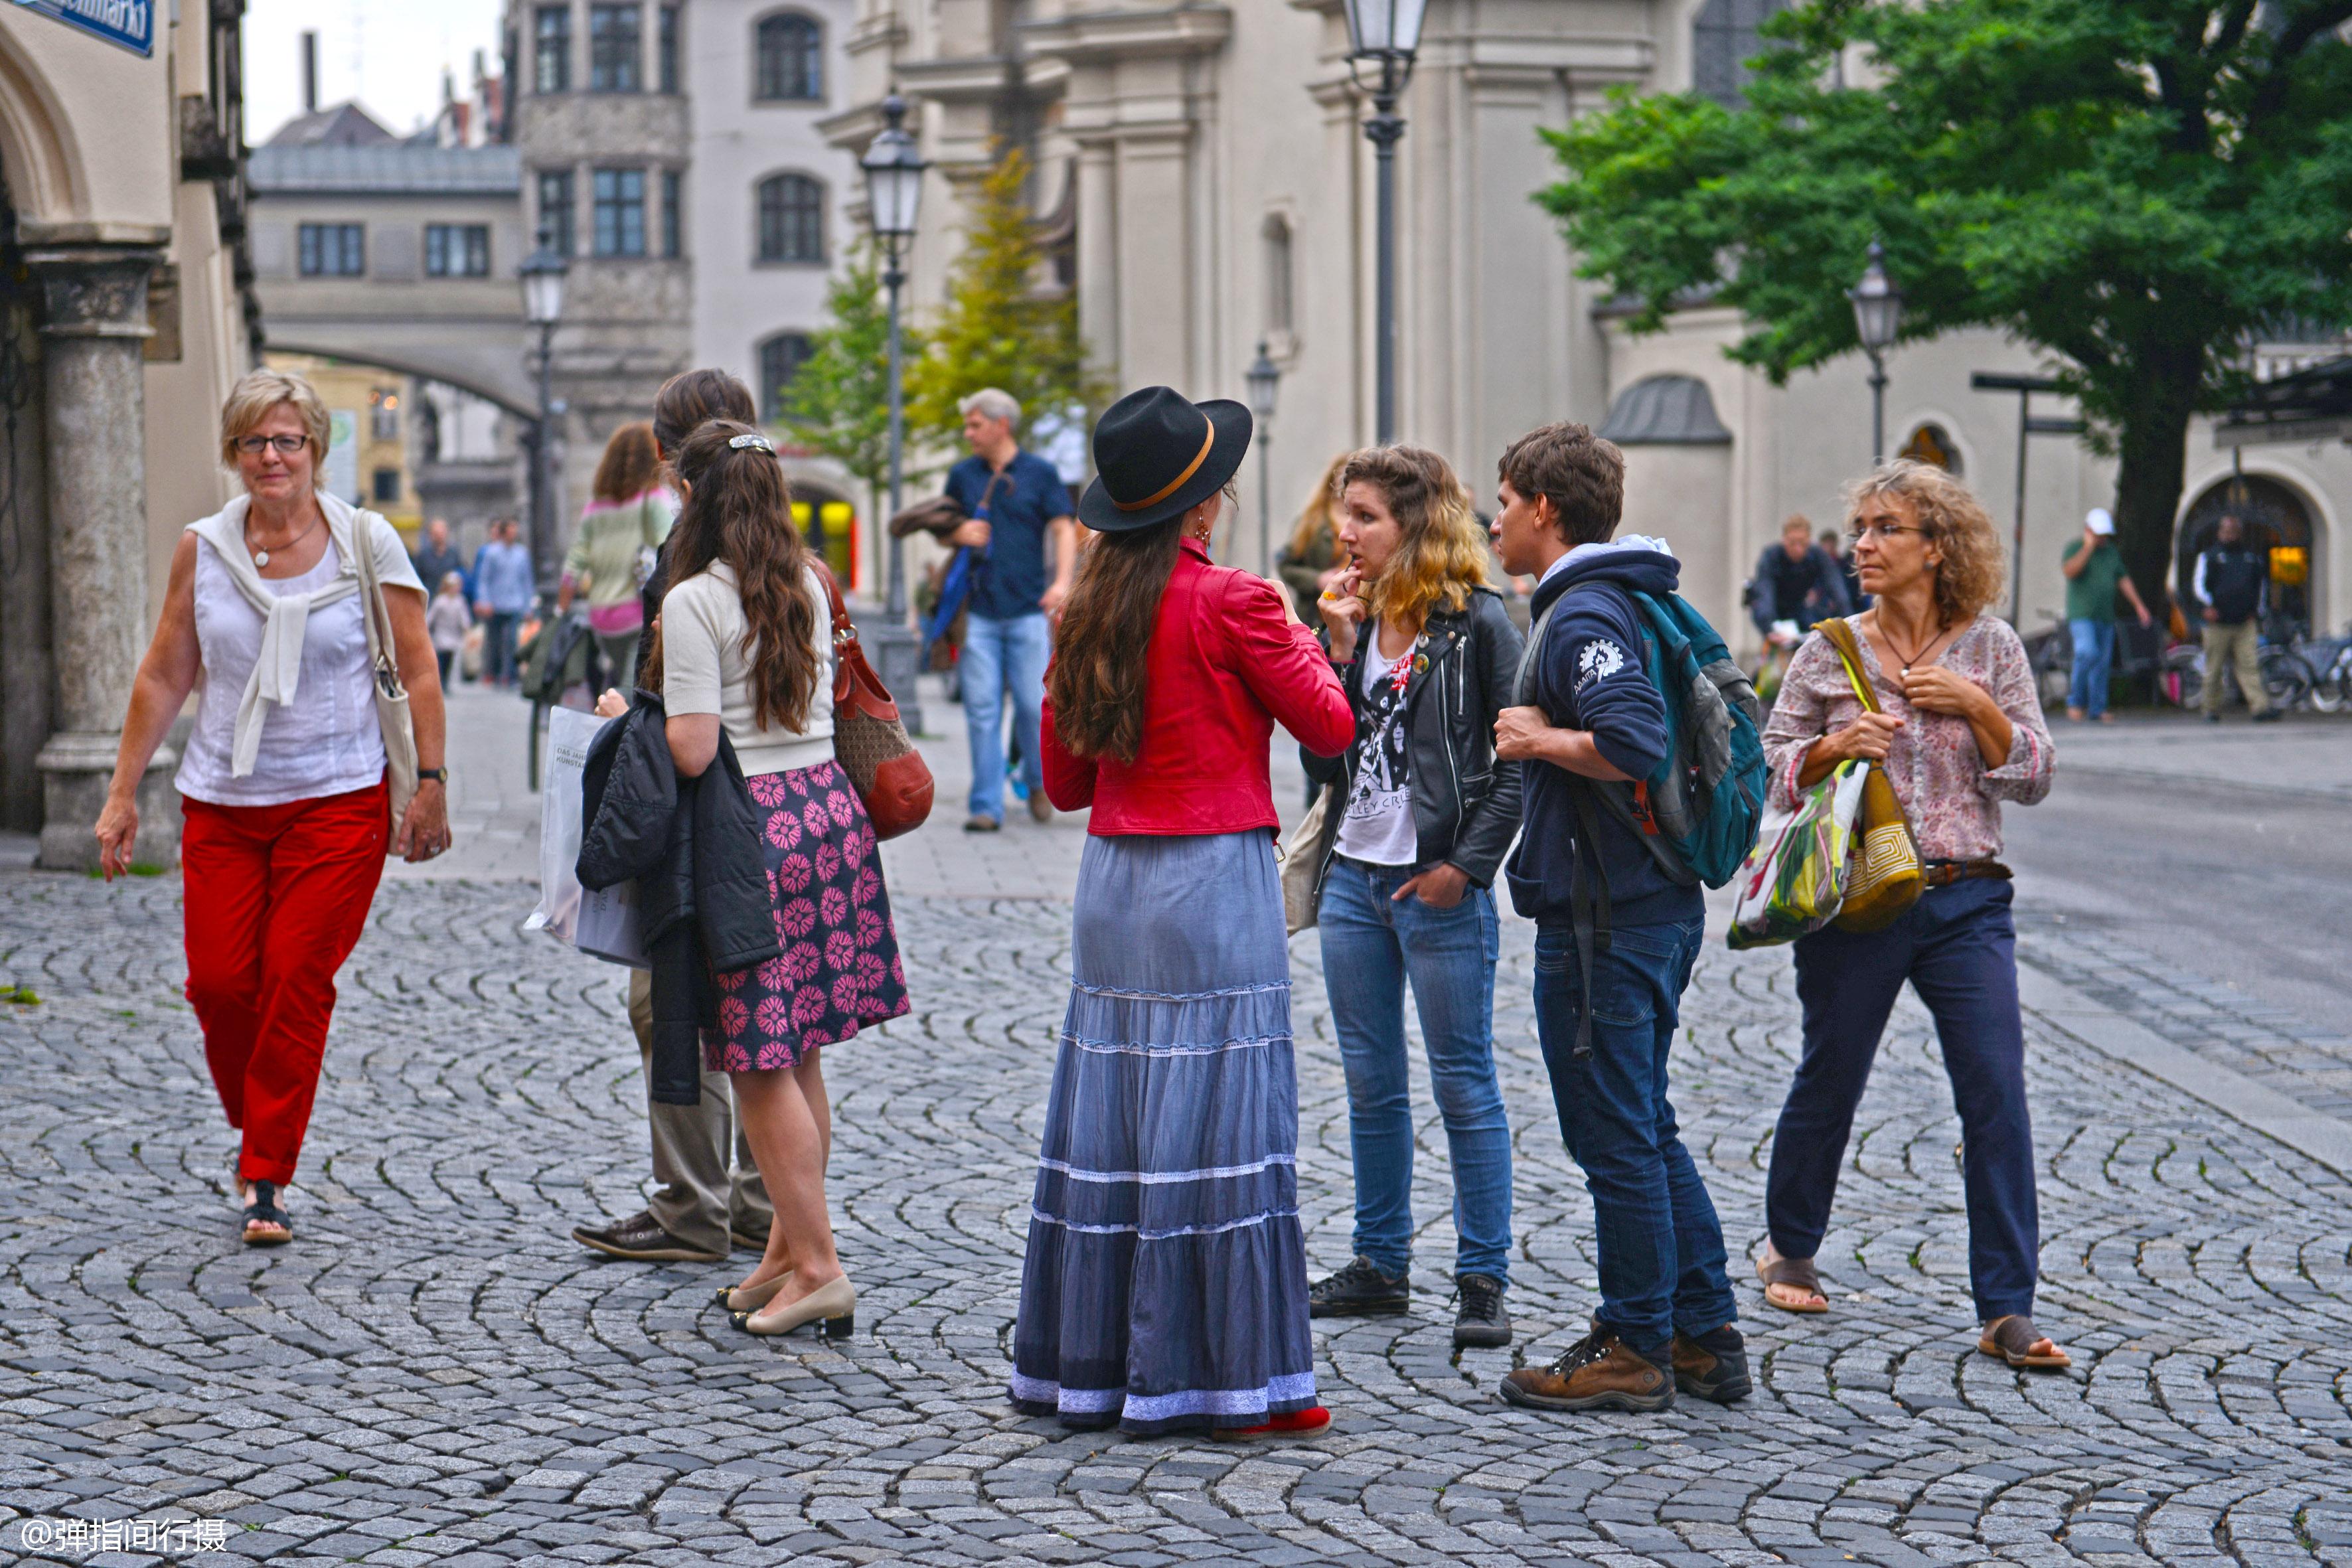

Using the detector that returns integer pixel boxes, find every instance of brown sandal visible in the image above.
[1978,1315,2069,1370]
[1755,1251,1828,1314]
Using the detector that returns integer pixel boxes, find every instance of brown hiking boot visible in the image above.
[1498,1326,1673,1413]
[1670,1324,1753,1403]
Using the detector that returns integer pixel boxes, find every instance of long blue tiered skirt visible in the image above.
[1008,830,1318,1435]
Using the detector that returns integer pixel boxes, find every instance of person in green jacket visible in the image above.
[560,421,676,688]
[1276,451,1353,626]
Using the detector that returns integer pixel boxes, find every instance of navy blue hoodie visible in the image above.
[1505,540,1706,930]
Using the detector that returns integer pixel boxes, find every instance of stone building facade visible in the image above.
[0,0,257,869]
[829,0,2352,651]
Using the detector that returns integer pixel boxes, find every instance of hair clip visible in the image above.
[729,433,775,453]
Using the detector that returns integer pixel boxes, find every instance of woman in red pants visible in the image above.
[94,368,450,1245]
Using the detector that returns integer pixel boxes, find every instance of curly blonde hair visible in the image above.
[1845,459,2006,625]
[1334,445,1488,632]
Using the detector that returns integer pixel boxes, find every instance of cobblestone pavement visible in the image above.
[4,695,2351,1566]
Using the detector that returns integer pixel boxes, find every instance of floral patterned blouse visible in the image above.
[1761,616,2055,862]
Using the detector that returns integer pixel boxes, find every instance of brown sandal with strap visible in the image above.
[1755,1250,1829,1314]
[1978,1314,2070,1370]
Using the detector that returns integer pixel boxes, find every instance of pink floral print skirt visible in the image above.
[704,759,910,1073]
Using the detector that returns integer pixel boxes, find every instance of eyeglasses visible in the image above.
[1847,522,1926,544]
[235,434,309,455]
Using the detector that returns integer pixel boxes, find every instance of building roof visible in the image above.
[1597,374,1733,445]
[2218,353,2352,447]
[266,102,397,148]
[248,143,522,197]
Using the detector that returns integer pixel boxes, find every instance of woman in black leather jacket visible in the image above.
[1297,445,1525,1350]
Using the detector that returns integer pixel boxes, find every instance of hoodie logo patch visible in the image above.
[1576,639,1630,692]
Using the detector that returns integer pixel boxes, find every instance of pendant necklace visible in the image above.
[248,509,322,569]
[1881,618,1946,677]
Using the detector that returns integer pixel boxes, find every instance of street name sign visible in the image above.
[12,0,153,56]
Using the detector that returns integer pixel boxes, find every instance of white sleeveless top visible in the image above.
[177,536,419,807]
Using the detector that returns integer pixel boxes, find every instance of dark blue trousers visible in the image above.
[1767,878,2039,1321]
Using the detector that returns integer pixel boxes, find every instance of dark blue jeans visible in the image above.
[1316,858,1514,1284]
[1769,878,2038,1321]
[1533,914,1734,1362]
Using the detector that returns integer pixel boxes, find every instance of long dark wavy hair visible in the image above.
[643,421,821,733]
[1044,517,1186,763]
[652,368,757,459]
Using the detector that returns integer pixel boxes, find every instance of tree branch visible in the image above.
[2248,0,2352,127]
[2207,0,2260,61]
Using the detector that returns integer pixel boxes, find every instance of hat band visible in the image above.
[1113,424,1215,512]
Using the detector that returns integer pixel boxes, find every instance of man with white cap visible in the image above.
[2058,507,2152,722]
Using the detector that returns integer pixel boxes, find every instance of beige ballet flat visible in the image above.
[730,1273,854,1339]
[712,1272,795,1314]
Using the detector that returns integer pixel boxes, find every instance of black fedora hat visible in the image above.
[1077,386,1252,533]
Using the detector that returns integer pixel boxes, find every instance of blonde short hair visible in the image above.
[1845,458,2007,624]
[220,368,331,467]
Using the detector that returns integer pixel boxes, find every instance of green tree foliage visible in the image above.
[780,244,925,517]
[905,145,1101,446]
[1539,0,2352,603]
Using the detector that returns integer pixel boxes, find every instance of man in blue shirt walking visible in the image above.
[941,388,1076,831]
[471,518,536,688]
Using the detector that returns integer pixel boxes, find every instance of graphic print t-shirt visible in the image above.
[1332,635,1417,866]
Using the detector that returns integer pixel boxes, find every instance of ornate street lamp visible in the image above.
[1849,237,1903,463]
[862,92,928,729]
[1344,0,1427,444]
[1245,341,1281,574]
[519,224,569,584]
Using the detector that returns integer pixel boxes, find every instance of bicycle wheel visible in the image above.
[2260,648,2312,712]
[2310,670,2347,714]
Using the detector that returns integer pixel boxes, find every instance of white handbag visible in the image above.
[349,512,420,835]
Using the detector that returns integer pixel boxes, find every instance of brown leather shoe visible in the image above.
[1498,1327,1673,1413]
[572,1209,725,1263]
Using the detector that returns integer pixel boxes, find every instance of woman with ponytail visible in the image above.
[1009,387,1352,1440]
[654,420,909,1341]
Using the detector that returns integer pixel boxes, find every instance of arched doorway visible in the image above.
[1899,422,1962,475]
[2177,474,2319,638]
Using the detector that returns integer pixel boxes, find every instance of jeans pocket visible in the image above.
[1533,926,1574,975]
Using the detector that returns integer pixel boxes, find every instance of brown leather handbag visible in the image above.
[819,568,934,840]
[1814,617,1923,932]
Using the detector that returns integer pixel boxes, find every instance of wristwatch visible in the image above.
[418,767,449,784]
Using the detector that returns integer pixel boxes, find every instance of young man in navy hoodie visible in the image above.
[1486,422,1748,1413]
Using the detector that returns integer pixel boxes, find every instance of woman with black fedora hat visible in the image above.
[1009,386,1355,1440]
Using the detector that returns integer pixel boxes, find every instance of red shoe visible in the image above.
[1209,1405,1332,1442]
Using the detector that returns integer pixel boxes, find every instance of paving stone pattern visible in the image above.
[3,868,2351,1567]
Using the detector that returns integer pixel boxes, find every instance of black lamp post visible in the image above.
[1344,0,1425,445]
[861,92,928,730]
[519,224,568,584]
[1849,238,1903,463]
[1246,341,1281,574]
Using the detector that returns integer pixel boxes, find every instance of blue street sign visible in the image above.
[13,0,153,56]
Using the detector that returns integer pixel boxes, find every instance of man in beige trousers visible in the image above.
[572,971,773,1261]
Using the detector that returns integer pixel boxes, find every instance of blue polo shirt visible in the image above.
[944,449,1070,622]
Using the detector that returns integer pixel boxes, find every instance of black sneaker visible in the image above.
[1308,1255,1409,1318]
[1451,1273,1512,1348]
[1671,1323,1753,1404]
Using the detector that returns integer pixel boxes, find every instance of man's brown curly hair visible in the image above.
[1845,459,2007,625]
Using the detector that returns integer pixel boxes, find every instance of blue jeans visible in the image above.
[484,611,520,685]
[963,611,1049,823]
[2067,617,2114,716]
[1316,858,1513,1284]
[1532,915,1733,1361]
[1770,878,2037,1322]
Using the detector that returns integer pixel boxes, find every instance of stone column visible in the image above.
[29,248,177,873]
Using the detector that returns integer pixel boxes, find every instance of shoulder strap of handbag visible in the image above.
[1814,617,1880,714]
[347,510,402,693]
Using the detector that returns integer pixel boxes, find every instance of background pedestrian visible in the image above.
[1756,458,2066,1372]
[472,518,535,687]
[92,366,450,1246]
[2193,512,2278,723]
[2058,507,2152,722]
[412,516,467,603]
[1275,452,1352,625]
[559,422,675,690]
[1298,443,1524,1351]
[1013,386,1352,1441]
[426,571,471,690]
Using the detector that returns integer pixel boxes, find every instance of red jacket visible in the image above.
[1042,537,1352,835]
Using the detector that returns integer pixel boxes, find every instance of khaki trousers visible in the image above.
[2201,620,2270,715]
[627,969,773,1253]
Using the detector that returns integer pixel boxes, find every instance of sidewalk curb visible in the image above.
[2061,761,2352,807]
[2016,960,2352,1179]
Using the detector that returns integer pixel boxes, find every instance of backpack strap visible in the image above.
[1518,588,1618,1061]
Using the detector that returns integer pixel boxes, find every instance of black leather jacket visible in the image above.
[1301,587,1526,904]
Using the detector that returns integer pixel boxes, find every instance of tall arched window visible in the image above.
[755,174,826,264]
[754,13,823,102]
[759,332,815,422]
[1693,0,1785,109]
[1263,214,1294,338]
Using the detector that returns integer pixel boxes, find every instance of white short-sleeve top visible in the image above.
[660,560,835,777]
[176,518,425,807]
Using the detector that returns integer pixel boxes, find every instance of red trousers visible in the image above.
[181,781,388,1186]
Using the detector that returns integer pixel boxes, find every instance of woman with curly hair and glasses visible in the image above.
[1753,459,2064,1372]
